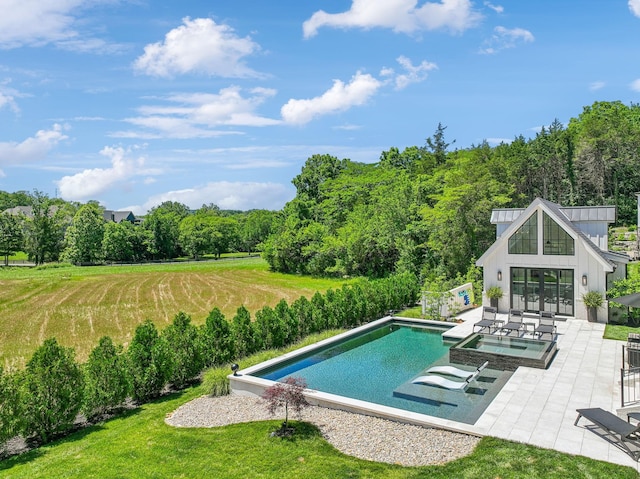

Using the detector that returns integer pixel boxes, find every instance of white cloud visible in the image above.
[383,55,438,90]
[630,0,640,17]
[139,181,293,213]
[479,26,534,54]
[484,2,504,14]
[0,124,68,165]
[0,0,82,48]
[134,17,262,78]
[630,79,640,92]
[303,0,482,38]
[0,0,121,52]
[281,72,382,125]
[589,81,605,92]
[486,137,512,145]
[114,86,280,139]
[0,91,19,113]
[56,146,161,201]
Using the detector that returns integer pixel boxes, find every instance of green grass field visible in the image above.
[3,387,635,479]
[0,257,347,369]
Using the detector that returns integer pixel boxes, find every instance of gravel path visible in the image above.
[165,394,480,466]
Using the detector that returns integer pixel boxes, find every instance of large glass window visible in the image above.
[508,211,537,254]
[510,267,573,316]
[543,212,574,255]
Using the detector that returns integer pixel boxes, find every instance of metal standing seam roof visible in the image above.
[491,205,617,224]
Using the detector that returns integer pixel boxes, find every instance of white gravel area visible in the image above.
[165,394,480,466]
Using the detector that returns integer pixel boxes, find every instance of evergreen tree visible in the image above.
[200,307,235,368]
[127,320,171,402]
[22,338,85,443]
[83,336,130,419]
[163,312,203,388]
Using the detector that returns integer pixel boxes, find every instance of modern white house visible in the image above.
[476,197,629,322]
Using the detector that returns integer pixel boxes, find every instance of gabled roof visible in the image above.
[103,210,136,223]
[3,205,60,218]
[477,198,624,271]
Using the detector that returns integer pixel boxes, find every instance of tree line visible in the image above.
[0,193,277,265]
[263,101,640,282]
[0,272,418,448]
[2,100,639,279]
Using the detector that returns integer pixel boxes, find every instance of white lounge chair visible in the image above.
[423,361,489,380]
[412,368,482,391]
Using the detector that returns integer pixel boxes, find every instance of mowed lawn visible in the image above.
[0,257,347,369]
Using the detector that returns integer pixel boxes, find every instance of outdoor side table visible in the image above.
[627,412,640,424]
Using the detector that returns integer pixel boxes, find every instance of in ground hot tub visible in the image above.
[449,333,557,371]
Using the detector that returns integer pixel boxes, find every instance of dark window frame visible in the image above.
[508,211,538,255]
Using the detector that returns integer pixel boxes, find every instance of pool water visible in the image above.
[253,321,512,424]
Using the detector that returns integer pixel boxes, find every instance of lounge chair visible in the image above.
[500,309,524,336]
[534,311,556,340]
[424,361,489,380]
[575,407,640,460]
[412,368,482,391]
[473,306,500,333]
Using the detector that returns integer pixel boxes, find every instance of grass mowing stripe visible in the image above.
[0,258,348,368]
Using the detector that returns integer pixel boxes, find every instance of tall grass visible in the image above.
[0,257,348,368]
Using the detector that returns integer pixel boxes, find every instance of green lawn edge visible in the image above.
[1,386,635,479]
[1,331,638,479]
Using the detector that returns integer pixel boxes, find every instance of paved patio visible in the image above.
[451,307,639,470]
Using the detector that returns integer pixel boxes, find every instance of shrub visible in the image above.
[127,320,171,402]
[255,306,286,350]
[0,367,23,443]
[83,336,130,420]
[583,291,604,309]
[22,338,85,443]
[200,307,235,368]
[163,312,203,389]
[232,306,258,357]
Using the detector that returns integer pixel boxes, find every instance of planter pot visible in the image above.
[587,307,598,322]
[490,298,498,309]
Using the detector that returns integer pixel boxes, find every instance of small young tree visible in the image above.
[0,367,23,443]
[83,336,130,420]
[163,311,203,389]
[232,306,257,357]
[261,376,309,434]
[22,338,85,443]
[200,307,235,368]
[127,320,171,403]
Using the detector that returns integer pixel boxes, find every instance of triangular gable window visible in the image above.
[508,211,537,254]
[543,212,574,255]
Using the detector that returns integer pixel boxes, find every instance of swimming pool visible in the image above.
[235,318,513,425]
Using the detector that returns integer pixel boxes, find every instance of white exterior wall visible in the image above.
[574,221,609,250]
[482,210,611,322]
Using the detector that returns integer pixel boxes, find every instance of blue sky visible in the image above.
[1,1,640,214]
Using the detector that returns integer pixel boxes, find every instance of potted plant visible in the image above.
[486,286,503,309]
[582,291,604,322]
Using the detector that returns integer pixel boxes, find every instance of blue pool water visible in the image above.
[253,321,512,424]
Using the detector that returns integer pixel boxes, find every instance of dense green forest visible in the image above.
[2,101,640,283]
[263,101,640,281]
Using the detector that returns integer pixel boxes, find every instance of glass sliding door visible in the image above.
[510,267,574,316]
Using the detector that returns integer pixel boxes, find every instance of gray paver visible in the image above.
[453,307,640,471]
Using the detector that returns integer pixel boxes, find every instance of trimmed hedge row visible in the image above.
[0,272,419,449]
